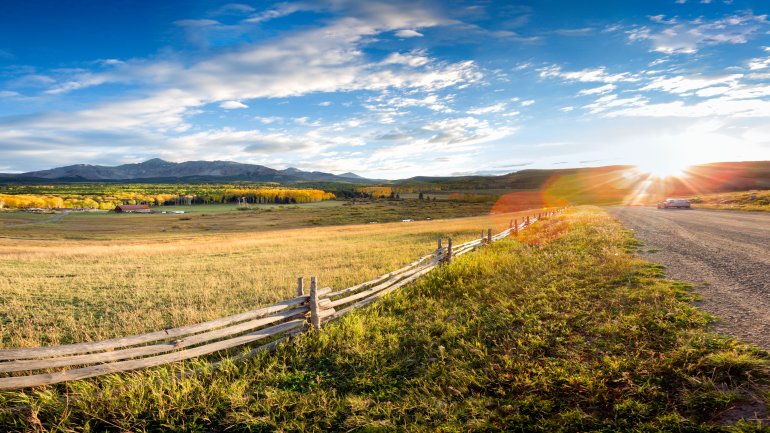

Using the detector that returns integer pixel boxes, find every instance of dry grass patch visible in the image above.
[0,209,535,348]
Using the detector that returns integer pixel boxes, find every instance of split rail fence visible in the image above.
[0,208,564,390]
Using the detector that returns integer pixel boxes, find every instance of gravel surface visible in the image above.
[610,206,770,349]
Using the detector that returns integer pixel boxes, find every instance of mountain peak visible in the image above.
[339,172,364,179]
[140,158,171,166]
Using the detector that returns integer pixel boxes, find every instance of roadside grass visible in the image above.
[0,209,533,349]
[690,190,770,212]
[1,206,768,431]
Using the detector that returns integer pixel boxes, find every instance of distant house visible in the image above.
[114,204,151,213]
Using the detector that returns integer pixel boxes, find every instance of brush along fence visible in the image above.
[0,209,564,390]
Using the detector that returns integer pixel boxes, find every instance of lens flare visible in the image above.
[635,161,689,179]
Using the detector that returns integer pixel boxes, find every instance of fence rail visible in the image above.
[0,208,564,390]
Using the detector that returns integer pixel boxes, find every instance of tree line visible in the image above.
[0,187,334,210]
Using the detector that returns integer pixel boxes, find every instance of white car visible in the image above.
[657,198,691,209]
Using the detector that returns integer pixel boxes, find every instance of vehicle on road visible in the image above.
[657,198,691,209]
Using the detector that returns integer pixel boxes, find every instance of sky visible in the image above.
[1,0,769,178]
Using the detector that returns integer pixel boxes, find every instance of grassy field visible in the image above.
[1,206,768,431]
[0,199,500,240]
[689,190,770,212]
[0,206,535,349]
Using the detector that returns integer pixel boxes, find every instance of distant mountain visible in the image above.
[0,159,379,184]
[338,172,365,179]
[1,160,767,195]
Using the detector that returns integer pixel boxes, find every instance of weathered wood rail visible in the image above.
[0,208,564,390]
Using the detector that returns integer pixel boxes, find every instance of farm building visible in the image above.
[114,204,151,213]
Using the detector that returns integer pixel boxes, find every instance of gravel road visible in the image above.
[610,206,770,349]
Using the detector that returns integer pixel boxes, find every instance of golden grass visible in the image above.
[0,209,536,349]
[689,189,770,211]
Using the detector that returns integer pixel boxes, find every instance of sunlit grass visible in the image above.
[0,208,533,348]
[689,190,770,212]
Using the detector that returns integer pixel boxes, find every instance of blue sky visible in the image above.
[1,0,769,178]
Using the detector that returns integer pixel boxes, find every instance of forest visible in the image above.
[0,184,335,210]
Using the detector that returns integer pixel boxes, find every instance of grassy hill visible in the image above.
[2,207,768,431]
[690,189,770,212]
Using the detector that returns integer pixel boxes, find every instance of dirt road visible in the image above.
[611,206,770,349]
[10,211,71,226]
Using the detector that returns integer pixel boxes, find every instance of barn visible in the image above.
[114,204,151,213]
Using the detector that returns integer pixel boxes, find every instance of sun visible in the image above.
[635,160,691,179]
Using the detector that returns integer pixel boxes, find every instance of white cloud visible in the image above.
[467,102,507,115]
[255,116,282,124]
[175,19,220,27]
[0,0,480,165]
[539,65,639,83]
[520,99,535,106]
[748,49,770,70]
[583,94,648,114]
[596,94,770,118]
[382,51,430,67]
[219,100,249,109]
[369,116,517,166]
[168,128,329,156]
[395,29,424,38]
[553,28,594,36]
[627,12,769,54]
[368,93,455,113]
[577,83,616,96]
[639,74,743,94]
[242,3,305,24]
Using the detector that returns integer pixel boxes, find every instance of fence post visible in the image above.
[514,219,518,236]
[481,230,485,244]
[509,219,512,229]
[526,215,530,226]
[446,238,452,264]
[309,276,321,331]
[438,238,442,250]
[487,228,492,244]
[297,276,304,296]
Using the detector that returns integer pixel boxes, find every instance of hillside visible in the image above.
[689,189,770,212]
[395,161,770,195]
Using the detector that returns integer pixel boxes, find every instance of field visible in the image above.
[0,200,537,349]
[2,207,769,431]
[0,199,501,240]
[689,190,770,212]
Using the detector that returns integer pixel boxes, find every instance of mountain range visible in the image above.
[0,159,379,184]
[1,160,769,197]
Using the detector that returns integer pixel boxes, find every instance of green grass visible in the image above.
[1,206,768,432]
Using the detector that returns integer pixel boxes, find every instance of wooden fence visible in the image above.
[0,209,563,390]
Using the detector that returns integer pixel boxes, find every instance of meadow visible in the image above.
[0,202,535,349]
[689,190,770,212]
[2,207,768,431]
[0,199,498,240]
